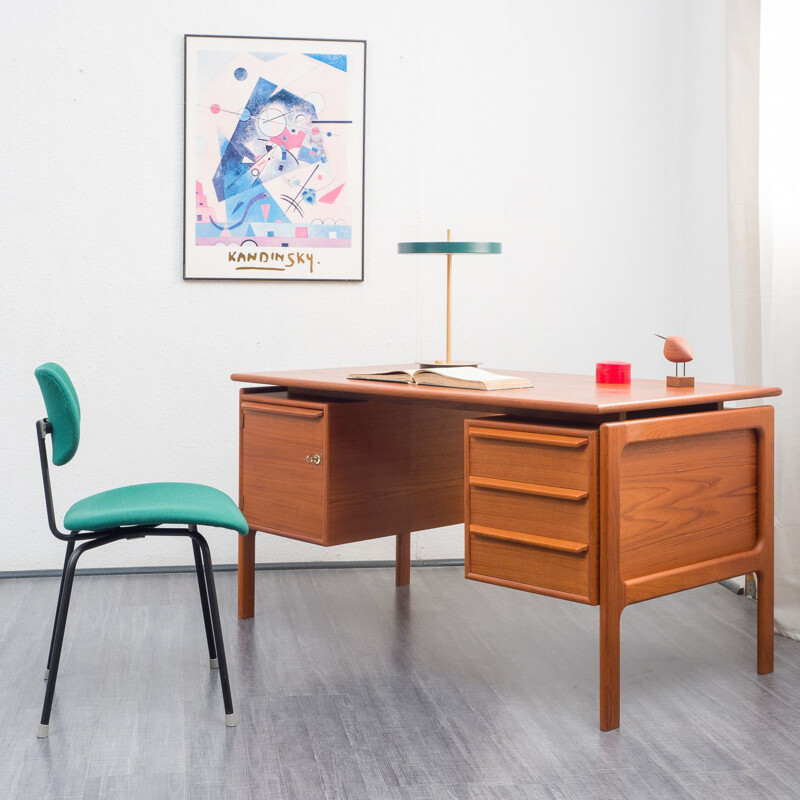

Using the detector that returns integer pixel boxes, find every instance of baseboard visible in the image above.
[0,558,465,580]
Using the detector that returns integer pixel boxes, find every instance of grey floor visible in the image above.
[1,565,799,800]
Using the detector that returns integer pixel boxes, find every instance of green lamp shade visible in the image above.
[397,241,502,255]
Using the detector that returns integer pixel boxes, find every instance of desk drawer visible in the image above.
[465,419,599,604]
[470,484,591,546]
[469,527,593,601]
[469,427,592,491]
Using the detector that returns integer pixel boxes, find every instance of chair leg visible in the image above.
[193,532,237,727]
[191,534,218,668]
[38,541,85,738]
[45,541,75,680]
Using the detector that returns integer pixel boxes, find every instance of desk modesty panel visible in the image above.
[231,367,781,730]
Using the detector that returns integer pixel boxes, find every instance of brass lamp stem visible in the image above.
[446,229,452,363]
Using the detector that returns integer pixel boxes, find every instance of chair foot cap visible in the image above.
[37,724,49,739]
[210,658,219,669]
[225,713,238,727]
[44,668,49,680]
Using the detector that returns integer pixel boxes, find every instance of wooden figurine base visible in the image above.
[667,376,695,387]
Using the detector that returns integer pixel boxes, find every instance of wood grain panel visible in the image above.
[469,486,592,546]
[469,531,593,601]
[469,436,593,491]
[241,404,325,542]
[618,428,758,580]
[407,406,486,532]
[325,402,480,545]
[323,400,413,544]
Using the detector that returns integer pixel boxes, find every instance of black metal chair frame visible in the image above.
[35,418,235,738]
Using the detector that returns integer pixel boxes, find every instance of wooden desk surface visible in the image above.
[231,365,781,416]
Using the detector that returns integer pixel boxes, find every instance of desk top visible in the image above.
[231,366,781,417]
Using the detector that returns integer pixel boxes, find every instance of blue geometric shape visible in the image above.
[297,145,322,164]
[212,77,278,202]
[234,67,248,81]
[305,53,347,72]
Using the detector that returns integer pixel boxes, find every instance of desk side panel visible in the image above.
[618,428,757,580]
[603,406,773,603]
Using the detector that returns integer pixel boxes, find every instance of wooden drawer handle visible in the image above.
[469,429,588,448]
[471,525,589,554]
[470,476,588,501]
[242,402,323,419]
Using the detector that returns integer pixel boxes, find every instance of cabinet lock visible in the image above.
[305,454,322,465]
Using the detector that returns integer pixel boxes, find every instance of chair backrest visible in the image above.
[34,363,81,465]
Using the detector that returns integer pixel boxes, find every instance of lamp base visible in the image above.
[417,360,481,368]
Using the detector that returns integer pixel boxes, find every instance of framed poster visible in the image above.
[184,35,366,280]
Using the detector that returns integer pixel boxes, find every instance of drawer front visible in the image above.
[470,485,591,546]
[469,429,592,491]
[469,529,593,601]
[465,420,598,604]
[241,402,325,542]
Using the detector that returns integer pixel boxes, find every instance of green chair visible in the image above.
[34,363,249,738]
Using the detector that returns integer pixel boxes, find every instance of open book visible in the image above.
[347,366,533,391]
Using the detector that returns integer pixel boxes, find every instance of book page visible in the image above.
[415,366,519,382]
[347,368,417,381]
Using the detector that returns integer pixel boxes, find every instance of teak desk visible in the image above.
[231,367,781,730]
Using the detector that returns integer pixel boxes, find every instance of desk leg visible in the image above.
[756,413,775,675]
[396,531,411,586]
[599,600,622,731]
[757,567,774,674]
[238,531,256,619]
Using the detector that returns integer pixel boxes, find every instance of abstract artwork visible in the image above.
[184,36,366,280]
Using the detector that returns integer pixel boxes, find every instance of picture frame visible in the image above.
[184,35,366,281]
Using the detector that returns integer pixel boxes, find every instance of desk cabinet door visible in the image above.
[241,401,326,543]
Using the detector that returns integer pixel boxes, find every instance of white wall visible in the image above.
[0,0,732,572]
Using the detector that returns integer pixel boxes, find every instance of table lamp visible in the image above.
[398,230,502,367]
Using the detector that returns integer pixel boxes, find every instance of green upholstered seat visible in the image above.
[64,482,250,535]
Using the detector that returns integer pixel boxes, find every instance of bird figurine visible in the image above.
[655,334,694,387]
